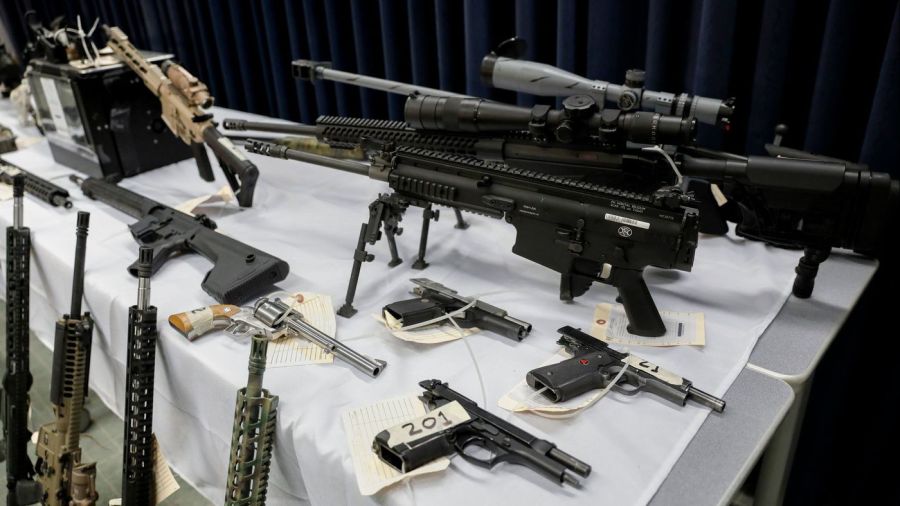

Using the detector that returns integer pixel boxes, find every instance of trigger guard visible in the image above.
[454,433,502,470]
[612,381,642,396]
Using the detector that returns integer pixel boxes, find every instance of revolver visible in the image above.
[527,326,725,412]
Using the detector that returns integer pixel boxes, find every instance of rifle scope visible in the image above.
[404,94,696,146]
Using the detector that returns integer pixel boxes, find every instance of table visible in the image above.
[746,254,878,505]
[0,103,856,505]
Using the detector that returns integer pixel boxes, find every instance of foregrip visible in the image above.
[122,306,158,505]
[606,267,665,337]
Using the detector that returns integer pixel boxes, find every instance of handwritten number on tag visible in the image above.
[402,410,452,437]
[638,360,659,373]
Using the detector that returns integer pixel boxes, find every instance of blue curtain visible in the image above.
[2,1,899,502]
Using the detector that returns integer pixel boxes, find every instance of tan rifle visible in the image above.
[104,25,259,207]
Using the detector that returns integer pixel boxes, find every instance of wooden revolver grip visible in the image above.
[168,304,241,341]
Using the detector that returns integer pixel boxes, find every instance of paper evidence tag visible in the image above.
[152,435,180,503]
[591,303,705,347]
[175,184,235,214]
[382,401,471,448]
[343,394,451,496]
[266,293,335,367]
[623,355,684,386]
[378,311,479,344]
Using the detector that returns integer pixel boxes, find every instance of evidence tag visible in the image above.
[383,401,471,447]
[623,354,684,386]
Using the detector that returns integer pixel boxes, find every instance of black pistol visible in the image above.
[526,326,725,412]
[382,278,532,341]
[373,379,591,487]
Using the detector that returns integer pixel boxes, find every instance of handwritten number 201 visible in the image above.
[403,410,452,437]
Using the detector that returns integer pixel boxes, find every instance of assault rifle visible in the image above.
[1,162,73,208]
[225,333,277,505]
[2,175,43,505]
[248,141,699,337]
[70,175,289,304]
[34,212,97,506]
[121,247,159,505]
[104,26,259,207]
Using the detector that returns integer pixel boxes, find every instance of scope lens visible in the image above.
[404,95,534,132]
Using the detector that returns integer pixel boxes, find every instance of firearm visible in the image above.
[2,176,43,505]
[121,247,158,505]
[0,44,21,96]
[527,326,725,412]
[168,304,243,341]
[248,142,698,337]
[103,25,259,207]
[1,162,73,208]
[383,278,532,341]
[253,298,387,377]
[34,212,97,506]
[225,333,278,506]
[69,175,290,304]
[679,140,899,297]
[481,38,734,128]
[373,379,591,486]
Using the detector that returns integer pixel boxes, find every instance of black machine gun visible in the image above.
[249,141,698,337]
[2,176,43,505]
[70,175,289,304]
[679,142,899,297]
[1,162,73,208]
[121,248,159,505]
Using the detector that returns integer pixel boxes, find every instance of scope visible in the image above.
[404,94,696,147]
[481,38,734,128]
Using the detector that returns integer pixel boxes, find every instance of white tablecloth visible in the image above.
[0,104,802,505]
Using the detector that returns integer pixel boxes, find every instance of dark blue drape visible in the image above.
[2,1,899,502]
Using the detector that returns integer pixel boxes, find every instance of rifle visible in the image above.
[70,175,289,305]
[678,144,899,297]
[2,175,43,505]
[34,211,97,506]
[103,25,259,207]
[121,247,158,505]
[480,38,734,128]
[383,278,532,341]
[373,379,591,486]
[1,162,73,208]
[527,326,725,412]
[248,142,698,337]
[225,333,278,506]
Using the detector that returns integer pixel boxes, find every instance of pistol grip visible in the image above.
[168,304,240,340]
[606,267,665,337]
[526,353,614,402]
[192,142,215,182]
